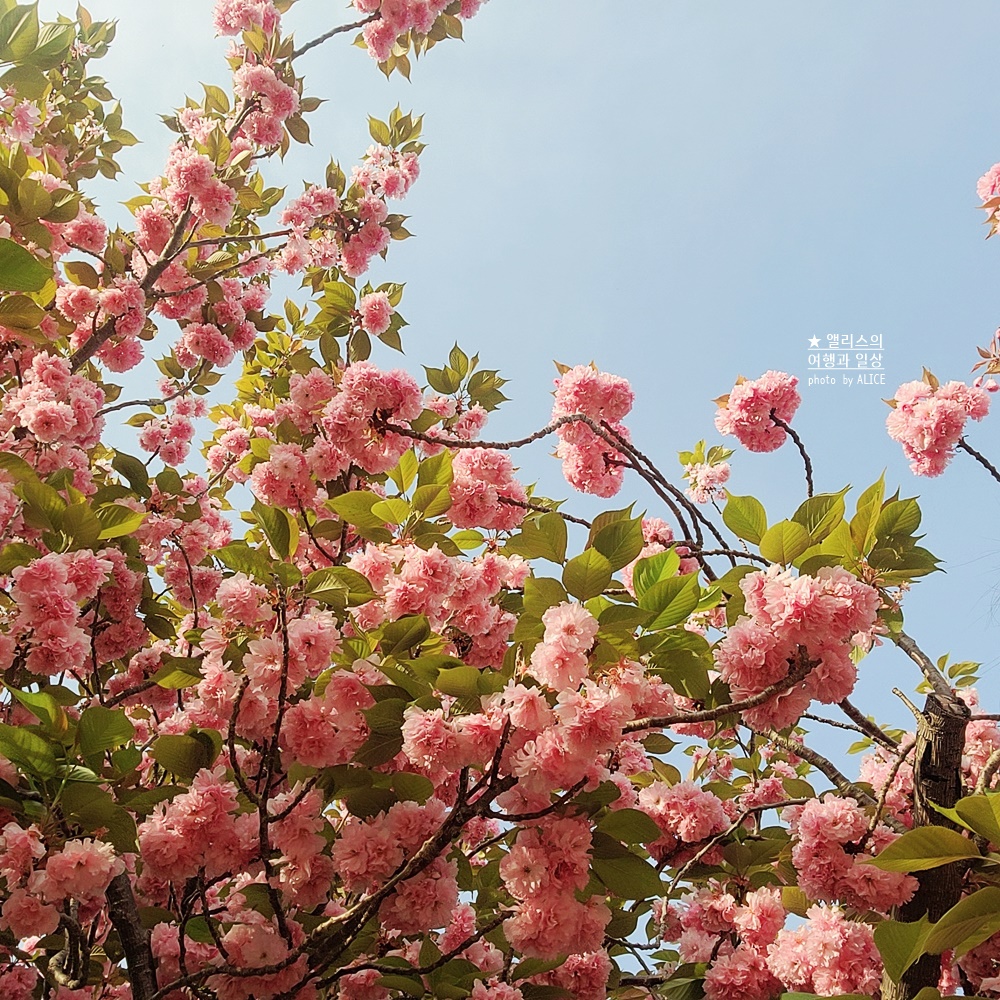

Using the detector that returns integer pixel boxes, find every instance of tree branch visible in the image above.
[893,631,954,701]
[291,14,379,59]
[770,409,813,497]
[106,873,158,1000]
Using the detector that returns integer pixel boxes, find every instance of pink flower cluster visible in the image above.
[684,460,730,503]
[714,564,881,729]
[349,544,525,671]
[163,142,237,228]
[528,601,599,691]
[232,63,299,148]
[7,550,112,678]
[449,448,527,531]
[501,815,609,960]
[766,904,882,996]
[340,145,420,277]
[331,798,461,936]
[138,768,257,881]
[2,353,104,451]
[552,364,634,497]
[357,0,487,62]
[886,378,990,477]
[784,794,917,912]
[213,0,280,36]
[714,371,800,452]
[248,363,422,501]
[358,290,393,336]
[637,781,730,863]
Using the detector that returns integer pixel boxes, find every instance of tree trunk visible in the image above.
[880,692,970,1000]
[105,872,158,1000]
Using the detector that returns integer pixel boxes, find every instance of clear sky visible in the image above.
[37,1,1000,735]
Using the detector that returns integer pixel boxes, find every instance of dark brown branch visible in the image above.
[99,361,207,417]
[291,14,379,59]
[958,437,1000,485]
[496,495,591,528]
[770,409,813,497]
[894,631,954,701]
[106,873,158,1000]
[623,648,818,734]
[838,697,900,750]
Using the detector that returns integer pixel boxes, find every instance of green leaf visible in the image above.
[151,657,204,690]
[96,503,146,539]
[253,500,295,559]
[412,483,452,517]
[631,550,681,599]
[0,293,45,329]
[305,566,377,607]
[215,542,274,582]
[436,665,481,698]
[150,732,220,780]
[0,237,50,291]
[864,825,979,872]
[924,887,1000,958]
[759,520,812,565]
[78,706,134,756]
[596,808,662,844]
[638,574,700,630]
[723,494,767,544]
[932,792,1000,847]
[791,487,848,543]
[111,452,151,499]
[322,280,356,316]
[592,851,664,899]
[503,512,567,564]
[876,497,921,538]
[591,517,644,571]
[0,723,58,778]
[368,115,391,144]
[380,615,431,656]
[0,542,40,573]
[8,687,67,735]
[328,491,386,529]
[0,4,39,62]
[371,497,410,525]
[874,915,931,984]
[563,549,612,601]
[850,473,885,554]
[522,576,568,617]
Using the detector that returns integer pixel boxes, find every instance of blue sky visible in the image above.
[38,1,1000,733]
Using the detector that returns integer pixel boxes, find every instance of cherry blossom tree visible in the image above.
[2,2,1000,1000]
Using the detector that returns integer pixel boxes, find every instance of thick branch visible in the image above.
[894,631,954,701]
[106,873,158,1000]
[882,692,970,1000]
[838,697,900,750]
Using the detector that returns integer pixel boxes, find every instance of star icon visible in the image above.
[808,336,821,348]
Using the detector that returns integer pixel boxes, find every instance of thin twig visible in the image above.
[496,495,592,528]
[623,648,818,734]
[291,14,379,59]
[958,437,1000,485]
[770,409,813,497]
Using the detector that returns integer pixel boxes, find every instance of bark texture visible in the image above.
[880,692,970,1000]
[105,871,158,1000]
